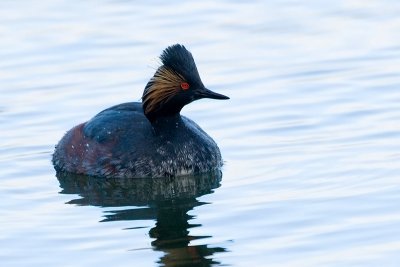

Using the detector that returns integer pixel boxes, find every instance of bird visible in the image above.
[52,44,229,178]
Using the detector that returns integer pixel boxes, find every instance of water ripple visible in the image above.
[1,0,400,266]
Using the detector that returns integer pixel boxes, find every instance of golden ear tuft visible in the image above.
[142,66,185,115]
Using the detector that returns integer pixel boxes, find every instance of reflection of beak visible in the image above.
[196,87,230,100]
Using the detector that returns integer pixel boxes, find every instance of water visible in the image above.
[1,0,400,266]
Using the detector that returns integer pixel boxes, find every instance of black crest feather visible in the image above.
[159,44,201,82]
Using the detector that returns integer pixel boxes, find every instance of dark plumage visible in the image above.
[53,44,229,178]
[160,44,201,83]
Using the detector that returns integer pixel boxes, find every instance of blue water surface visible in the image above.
[1,1,400,266]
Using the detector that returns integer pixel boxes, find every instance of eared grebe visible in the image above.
[52,44,229,178]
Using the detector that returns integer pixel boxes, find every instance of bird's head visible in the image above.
[142,44,229,122]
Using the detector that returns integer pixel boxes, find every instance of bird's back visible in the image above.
[53,102,223,178]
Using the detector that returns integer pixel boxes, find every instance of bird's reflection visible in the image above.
[56,171,227,267]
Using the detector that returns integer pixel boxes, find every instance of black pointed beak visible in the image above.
[196,87,230,100]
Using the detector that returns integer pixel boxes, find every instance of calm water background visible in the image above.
[1,0,400,266]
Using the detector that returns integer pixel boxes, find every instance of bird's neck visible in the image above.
[148,113,185,137]
[142,94,186,123]
[149,112,182,126]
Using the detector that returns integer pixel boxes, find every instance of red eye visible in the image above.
[180,82,190,90]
